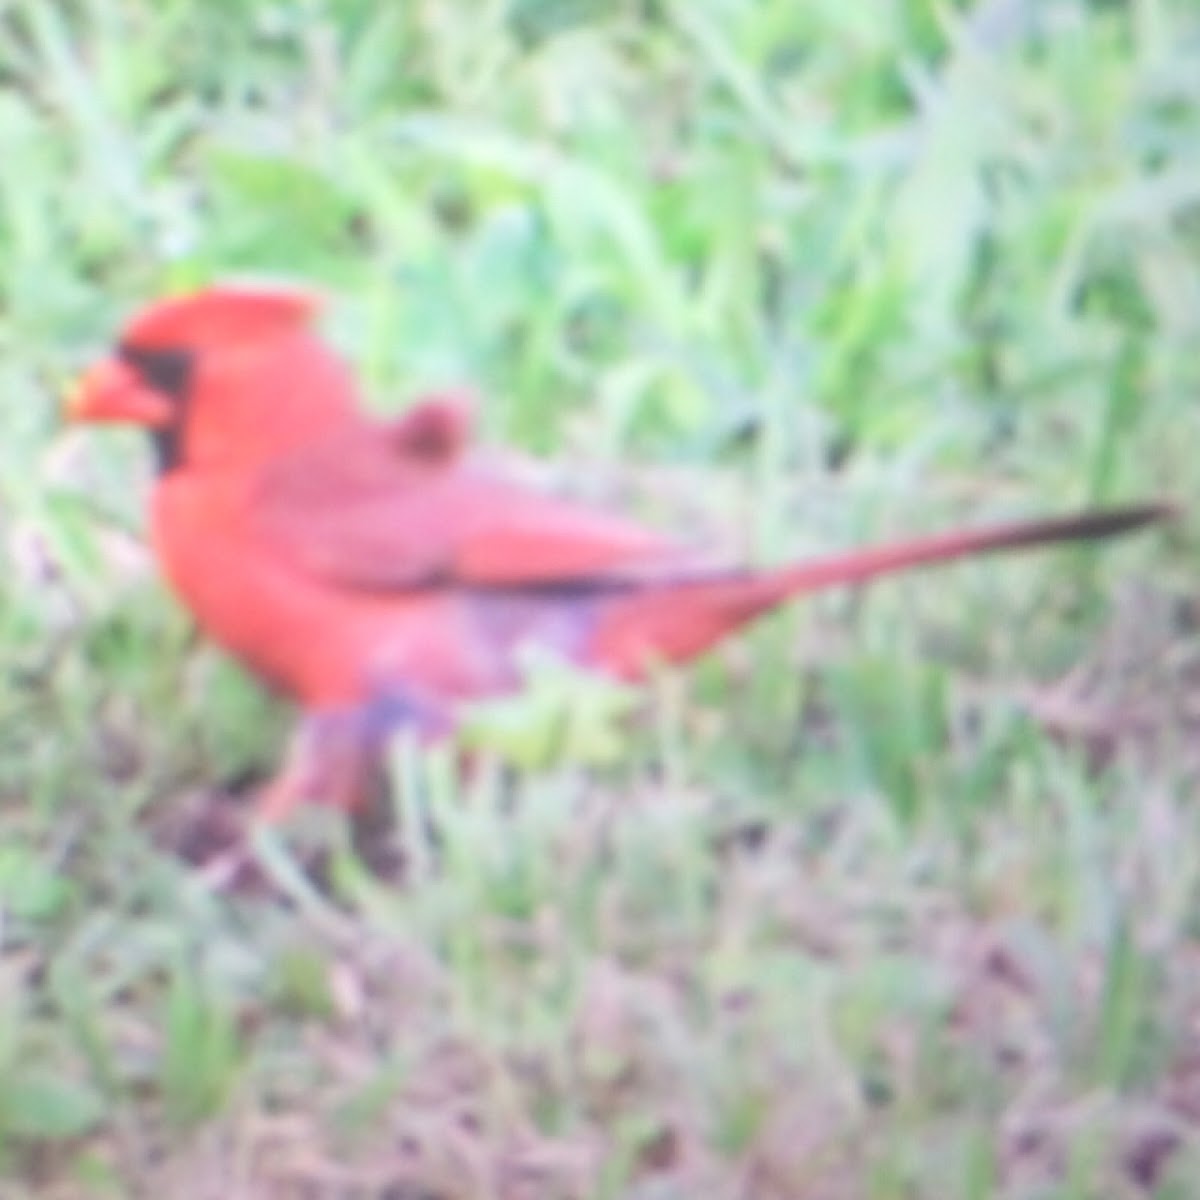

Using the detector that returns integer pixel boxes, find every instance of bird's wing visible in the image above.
[248,402,691,591]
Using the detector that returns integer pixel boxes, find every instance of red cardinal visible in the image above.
[68,283,1170,821]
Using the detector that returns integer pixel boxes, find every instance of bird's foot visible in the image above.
[148,781,270,892]
[150,692,446,891]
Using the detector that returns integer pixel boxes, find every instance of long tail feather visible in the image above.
[769,502,1173,595]
[590,502,1174,678]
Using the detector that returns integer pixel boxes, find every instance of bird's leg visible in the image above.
[256,688,451,824]
[254,710,379,823]
[193,690,449,891]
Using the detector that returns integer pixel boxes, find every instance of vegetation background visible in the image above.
[0,0,1197,1195]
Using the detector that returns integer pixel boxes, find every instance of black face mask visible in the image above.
[116,344,195,473]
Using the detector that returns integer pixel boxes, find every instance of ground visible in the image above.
[1,0,1199,1196]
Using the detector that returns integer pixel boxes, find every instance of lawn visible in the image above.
[1,0,1199,1195]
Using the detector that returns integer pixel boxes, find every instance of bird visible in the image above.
[67,282,1172,824]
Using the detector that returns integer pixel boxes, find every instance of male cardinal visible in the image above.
[67,283,1170,823]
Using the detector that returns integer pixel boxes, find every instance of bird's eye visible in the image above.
[117,344,194,400]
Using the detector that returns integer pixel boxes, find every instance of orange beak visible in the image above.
[64,357,175,428]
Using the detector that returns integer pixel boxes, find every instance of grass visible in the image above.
[1,0,1199,1194]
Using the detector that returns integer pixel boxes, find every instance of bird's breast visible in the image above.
[147,475,557,710]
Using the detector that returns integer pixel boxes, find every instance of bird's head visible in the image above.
[66,283,361,472]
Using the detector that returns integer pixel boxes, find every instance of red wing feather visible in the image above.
[249,421,691,591]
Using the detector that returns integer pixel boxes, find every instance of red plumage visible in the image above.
[68,283,1171,822]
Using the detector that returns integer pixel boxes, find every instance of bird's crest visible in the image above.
[120,283,323,351]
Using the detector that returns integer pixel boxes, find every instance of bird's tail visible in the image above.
[589,503,1173,679]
